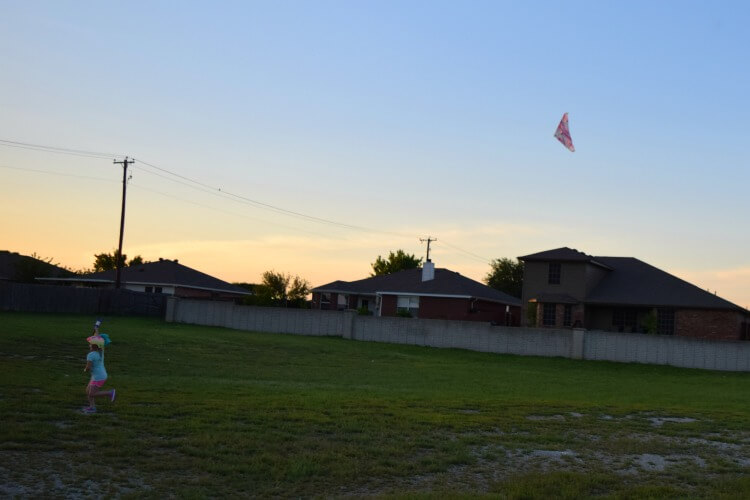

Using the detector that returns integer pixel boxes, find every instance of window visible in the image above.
[154,286,163,294]
[397,295,419,317]
[542,303,556,326]
[548,263,561,284]
[563,305,572,327]
[320,293,331,309]
[657,308,675,335]
[613,308,637,332]
[337,294,348,311]
[145,286,153,293]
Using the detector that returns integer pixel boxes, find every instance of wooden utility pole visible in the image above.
[420,236,437,262]
[113,157,134,289]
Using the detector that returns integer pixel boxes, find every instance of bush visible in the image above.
[357,307,373,316]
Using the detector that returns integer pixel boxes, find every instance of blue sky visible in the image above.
[1,1,748,306]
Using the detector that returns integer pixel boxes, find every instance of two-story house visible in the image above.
[519,247,749,340]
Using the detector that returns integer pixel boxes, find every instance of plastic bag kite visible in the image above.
[554,112,575,152]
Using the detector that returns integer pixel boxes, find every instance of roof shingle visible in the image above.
[42,259,249,295]
[313,268,521,305]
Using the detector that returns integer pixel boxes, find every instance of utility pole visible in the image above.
[420,236,437,262]
[113,157,134,289]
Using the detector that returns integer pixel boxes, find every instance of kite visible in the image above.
[554,112,575,152]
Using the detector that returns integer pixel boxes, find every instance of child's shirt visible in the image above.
[86,351,108,381]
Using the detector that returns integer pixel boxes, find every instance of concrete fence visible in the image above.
[166,297,750,372]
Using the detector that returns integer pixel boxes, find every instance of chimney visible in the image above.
[422,260,435,282]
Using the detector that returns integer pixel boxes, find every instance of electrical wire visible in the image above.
[132,157,379,232]
[0,136,409,237]
[440,240,492,264]
[0,164,117,183]
[128,182,337,239]
[0,139,122,160]
[1,137,496,263]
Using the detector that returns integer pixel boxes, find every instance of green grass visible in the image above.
[1,312,749,498]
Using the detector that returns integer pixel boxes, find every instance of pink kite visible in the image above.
[554,113,575,152]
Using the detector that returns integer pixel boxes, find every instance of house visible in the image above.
[519,247,749,340]
[38,258,251,301]
[0,250,76,282]
[311,261,522,325]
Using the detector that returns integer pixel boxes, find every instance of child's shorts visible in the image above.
[89,379,107,388]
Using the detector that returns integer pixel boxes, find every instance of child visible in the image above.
[82,321,115,414]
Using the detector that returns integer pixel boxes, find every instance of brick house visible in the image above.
[39,258,250,301]
[519,247,749,340]
[311,261,522,325]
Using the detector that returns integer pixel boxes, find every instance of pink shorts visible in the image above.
[89,379,106,388]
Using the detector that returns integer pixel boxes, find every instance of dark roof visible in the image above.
[39,259,250,295]
[0,250,76,281]
[313,268,521,306]
[586,257,743,311]
[519,247,612,269]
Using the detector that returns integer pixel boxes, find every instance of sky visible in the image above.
[1,1,749,308]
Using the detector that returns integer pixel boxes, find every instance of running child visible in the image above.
[82,321,115,414]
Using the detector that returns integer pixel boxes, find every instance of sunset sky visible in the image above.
[1,1,748,308]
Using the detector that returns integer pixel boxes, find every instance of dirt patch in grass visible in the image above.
[336,413,750,497]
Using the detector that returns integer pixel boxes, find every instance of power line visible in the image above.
[0,164,116,183]
[1,138,499,263]
[0,160,337,238]
[0,139,122,160]
[3,140,500,268]
[0,136,407,236]
[440,240,492,264]
[128,182,338,239]
[132,157,377,232]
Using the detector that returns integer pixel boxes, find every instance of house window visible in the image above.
[657,308,675,335]
[145,286,153,293]
[361,299,369,310]
[563,305,572,327]
[542,303,556,326]
[320,293,331,309]
[613,308,637,332]
[548,263,561,284]
[154,286,163,294]
[397,295,419,317]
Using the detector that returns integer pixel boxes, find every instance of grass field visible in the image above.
[1,312,749,498]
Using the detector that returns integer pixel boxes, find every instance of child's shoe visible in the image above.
[110,389,116,403]
[82,407,97,414]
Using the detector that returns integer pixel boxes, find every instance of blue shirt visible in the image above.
[87,351,107,381]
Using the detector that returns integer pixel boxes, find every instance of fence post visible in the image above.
[342,311,355,339]
[571,328,585,360]
[165,296,178,322]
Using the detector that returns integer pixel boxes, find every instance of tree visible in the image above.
[254,271,311,308]
[287,275,311,305]
[93,250,144,272]
[370,249,422,276]
[13,253,73,283]
[129,255,144,266]
[484,257,524,298]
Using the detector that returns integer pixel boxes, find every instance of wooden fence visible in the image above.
[0,282,166,317]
